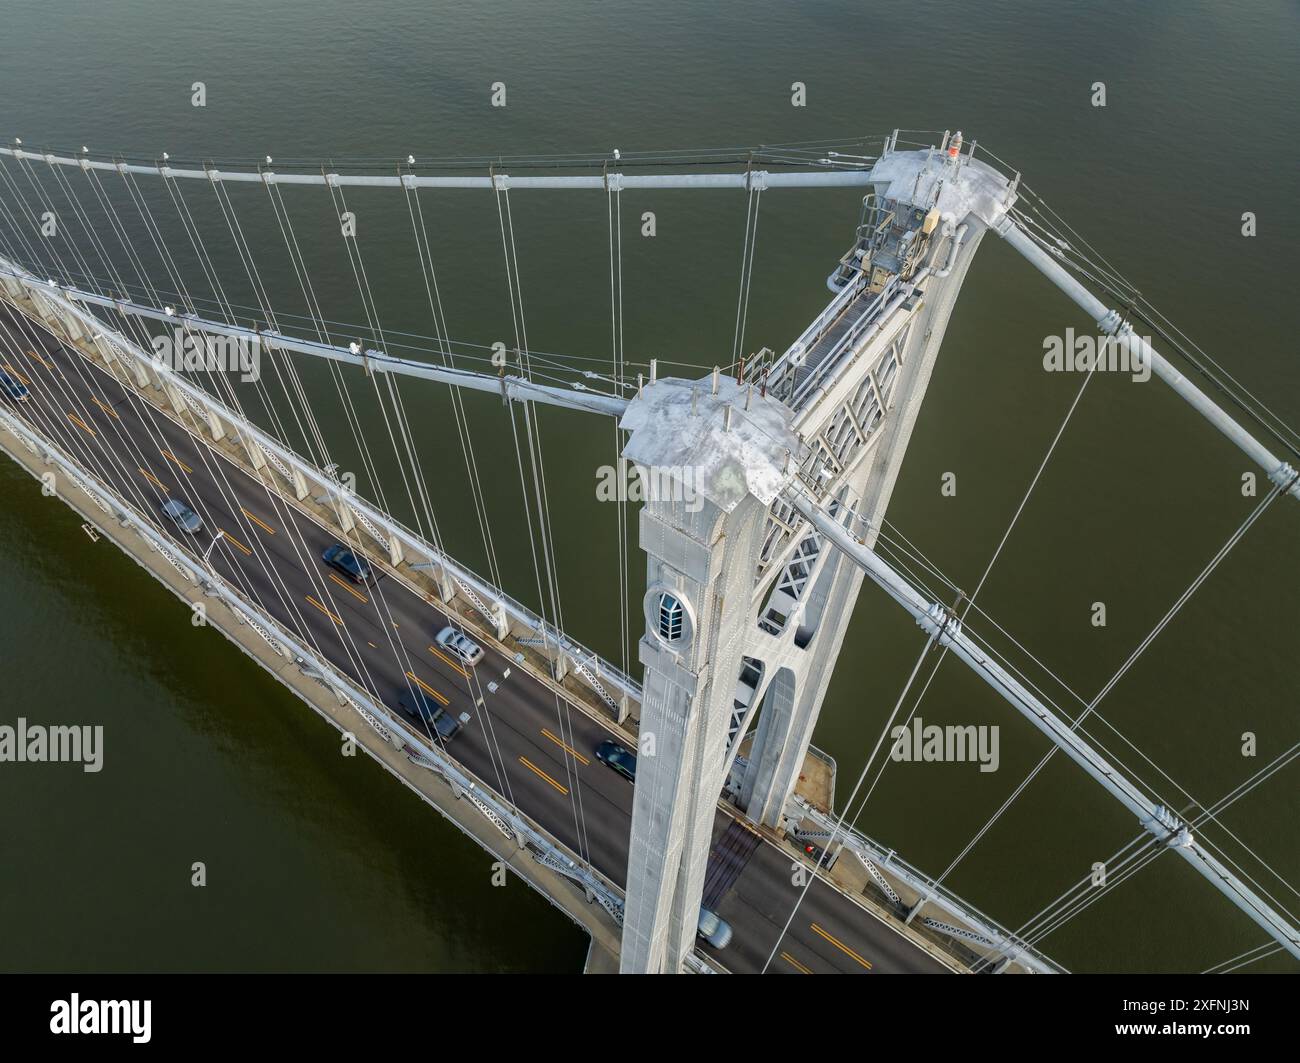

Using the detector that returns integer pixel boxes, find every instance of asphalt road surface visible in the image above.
[0,304,948,974]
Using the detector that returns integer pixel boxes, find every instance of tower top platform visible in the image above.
[620,374,800,513]
[867,148,1016,229]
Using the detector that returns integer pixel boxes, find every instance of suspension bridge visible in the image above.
[0,130,1295,974]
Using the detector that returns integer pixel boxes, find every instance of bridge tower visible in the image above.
[617,143,1017,970]
[617,373,800,973]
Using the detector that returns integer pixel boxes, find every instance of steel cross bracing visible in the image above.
[753,301,912,582]
[713,261,925,778]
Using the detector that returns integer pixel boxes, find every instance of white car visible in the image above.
[435,626,485,667]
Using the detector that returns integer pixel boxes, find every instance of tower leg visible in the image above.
[621,492,770,972]
[616,374,799,974]
[742,230,987,828]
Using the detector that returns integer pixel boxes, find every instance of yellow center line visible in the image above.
[137,467,169,492]
[2,364,30,385]
[328,571,368,603]
[220,529,252,556]
[367,641,378,649]
[161,449,193,474]
[404,670,449,706]
[780,951,813,974]
[518,756,569,795]
[240,508,276,535]
[809,923,872,970]
[427,643,468,678]
[541,728,590,765]
[27,350,54,369]
[305,595,344,626]
[90,396,120,419]
[67,412,96,436]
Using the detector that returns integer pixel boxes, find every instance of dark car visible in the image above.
[0,369,28,401]
[322,543,373,584]
[596,740,636,782]
[398,688,465,741]
[160,497,203,535]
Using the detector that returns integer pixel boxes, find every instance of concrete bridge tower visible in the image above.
[617,373,800,973]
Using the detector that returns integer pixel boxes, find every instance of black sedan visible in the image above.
[322,543,374,584]
[0,369,29,401]
[596,740,636,783]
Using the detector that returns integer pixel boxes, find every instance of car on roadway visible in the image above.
[595,740,636,783]
[322,543,374,584]
[435,625,485,667]
[398,688,467,742]
[0,369,29,402]
[160,497,204,535]
[697,907,733,950]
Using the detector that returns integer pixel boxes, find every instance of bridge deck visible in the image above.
[0,302,949,974]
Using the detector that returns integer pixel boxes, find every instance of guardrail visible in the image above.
[787,276,904,409]
[789,795,1065,974]
[775,268,867,370]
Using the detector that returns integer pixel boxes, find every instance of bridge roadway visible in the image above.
[0,304,949,975]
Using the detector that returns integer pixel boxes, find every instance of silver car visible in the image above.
[435,626,485,667]
[697,907,733,950]
[161,498,204,535]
